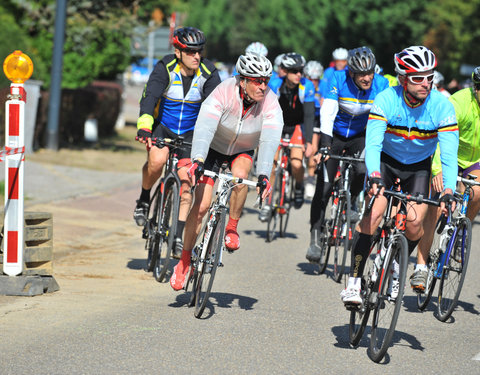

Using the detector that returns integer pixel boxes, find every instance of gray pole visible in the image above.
[46,0,67,150]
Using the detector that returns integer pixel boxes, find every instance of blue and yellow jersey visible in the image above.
[366,86,459,191]
[268,76,315,104]
[325,70,389,138]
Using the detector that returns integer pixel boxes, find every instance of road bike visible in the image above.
[185,168,261,318]
[417,175,476,321]
[317,153,364,282]
[348,179,440,362]
[265,138,302,242]
[143,137,191,282]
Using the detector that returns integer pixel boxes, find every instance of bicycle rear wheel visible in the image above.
[194,208,227,318]
[369,233,408,363]
[279,171,293,238]
[333,192,351,283]
[266,168,282,242]
[153,183,179,282]
[317,220,331,274]
[437,217,471,322]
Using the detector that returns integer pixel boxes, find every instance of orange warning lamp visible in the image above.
[3,50,34,84]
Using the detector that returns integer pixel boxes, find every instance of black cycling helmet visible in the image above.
[347,46,376,74]
[280,52,306,70]
[472,66,480,89]
[172,27,206,51]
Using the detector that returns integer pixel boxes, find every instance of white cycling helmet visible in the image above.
[236,53,273,78]
[280,52,306,70]
[304,61,324,79]
[332,47,348,60]
[274,53,285,69]
[245,42,268,57]
[394,46,437,75]
[433,71,444,85]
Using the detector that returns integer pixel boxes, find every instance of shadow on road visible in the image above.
[127,258,146,270]
[243,228,298,241]
[403,293,480,320]
[169,292,258,319]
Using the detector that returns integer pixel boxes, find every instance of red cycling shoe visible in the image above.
[225,229,240,251]
[170,253,191,291]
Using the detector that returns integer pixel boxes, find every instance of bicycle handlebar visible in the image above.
[457,175,480,187]
[279,139,303,148]
[152,137,192,148]
[328,154,365,164]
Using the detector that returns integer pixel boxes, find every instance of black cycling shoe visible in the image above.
[306,228,322,263]
[172,238,183,259]
[133,200,150,227]
[294,185,305,209]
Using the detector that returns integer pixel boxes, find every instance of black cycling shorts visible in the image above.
[152,124,193,160]
[199,148,255,185]
[380,152,431,195]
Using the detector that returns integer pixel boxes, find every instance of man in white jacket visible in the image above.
[170,53,284,291]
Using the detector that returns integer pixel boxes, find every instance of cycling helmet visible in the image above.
[472,67,480,87]
[375,64,383,75]
[394,46,437,75]
[280,52,306,70]
[274,53,285,69]
[347,46,376,74]
[245,42,268,57]
[332,48,348,60]
[304,61,324,79]
[172,27,206,50]
[236,53,273,78]
[433,71,444,85]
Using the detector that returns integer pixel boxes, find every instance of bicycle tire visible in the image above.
[436,217,471,322]
[333,192,351,283]
[153,182,179,282]
[279,171,293,238]
[349,236,377,346]
[194,207,227,318]
[369,233,408,363]
[145,185,161,272]
[317,220,331,274]
[266,168,282,242]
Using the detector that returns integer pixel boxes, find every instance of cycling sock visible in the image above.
[140,188,151,203]
[295,181,304,190]
[176,220,185,239]
[407,238,420,256]
[226,217,239,232]
[347,276,361,289]
[350,231,372,278]
[415,263,428,272]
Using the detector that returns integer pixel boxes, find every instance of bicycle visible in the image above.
[143,137,191,282]
[265,138,302,242]
[185,168,262,318]
[417,174,476,322]
[348,178,440,363]
[317,152,364,282]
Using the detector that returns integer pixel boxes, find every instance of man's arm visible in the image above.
[139,58,171,118]
[365,101,388,177]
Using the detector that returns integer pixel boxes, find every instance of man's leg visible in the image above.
[171,164,193,258]
[225,155,253,251]
[465,168,480,221]
[134,146,169,226]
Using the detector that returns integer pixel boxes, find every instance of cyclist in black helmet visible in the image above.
[133,27,221,259]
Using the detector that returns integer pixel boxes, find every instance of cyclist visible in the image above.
[245,41,268,57]
[133,27,221,258]
[170,53,283,290]
[306,47,389,262]
[319,48,348,105]
[272,53,286,80]
[341,46,459,306]
[433,71,451,98]
[258,52,315,220]
[304,60,324,199]
[412,66,480,291]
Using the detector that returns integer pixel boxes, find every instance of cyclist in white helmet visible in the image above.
[319,47,348,105]
[170,53,283,290]
[304,60,324,198]
[341,46,458,307]
[272,53,287,79]
[245,41,268,57]
[433,71,451,98]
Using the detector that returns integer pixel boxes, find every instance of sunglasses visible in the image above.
[288,69,302,75]
[183,48,203,55]
[245,77,270,86]
[407,73,435,85]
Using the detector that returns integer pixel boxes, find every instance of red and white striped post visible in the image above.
[2,51,33,276]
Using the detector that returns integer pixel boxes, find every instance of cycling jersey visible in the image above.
[431,87,480,175]
[191,77,284,176]
[366,86,459,192]
[321,70,389,139]
[268,76,316,142]
[319,66,346,98]
[313,84,321,132]
[139,54,220,135]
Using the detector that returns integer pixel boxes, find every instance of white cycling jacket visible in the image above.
[191,77,284,176]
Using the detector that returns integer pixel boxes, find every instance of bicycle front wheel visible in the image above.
[266,168,282,242]
[333,192,351,283]
[194,208,227,318]
[145,186,161,272]
[369,233,408,363]
[437,217,471,322]
[153,182,179,282]
[279,172,293,237]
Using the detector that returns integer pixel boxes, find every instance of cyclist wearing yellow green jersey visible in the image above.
[412,67,480,292]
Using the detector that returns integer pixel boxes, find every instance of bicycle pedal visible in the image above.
[218,262,224,267]
[344,301,363,311]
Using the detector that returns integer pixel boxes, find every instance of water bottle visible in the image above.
[371,245,386,283]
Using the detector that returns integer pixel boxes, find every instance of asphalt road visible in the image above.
[0,175,479,374]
